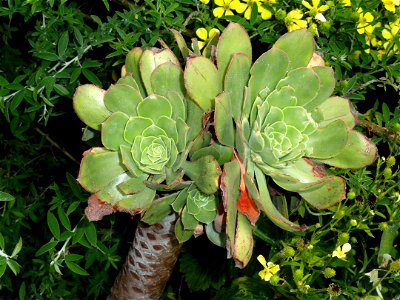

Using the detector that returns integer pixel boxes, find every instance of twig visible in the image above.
[357,116,400,145]
[342,79,384,97]
[35,127,80,165]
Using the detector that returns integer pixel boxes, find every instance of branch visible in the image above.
[357,116,400,145]
[35,127,80,165]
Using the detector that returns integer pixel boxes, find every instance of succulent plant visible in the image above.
[73,46,221,220]
[183,23,377,267]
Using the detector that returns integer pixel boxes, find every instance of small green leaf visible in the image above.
[47,211,60,239]
[57,206,71,231]
[11,237,23,258]
[0,263,6,278]
[82,69,103,87]
[35,240,59,256]
[65,253,84,262]
[7,259,21,275]
[0,191,15,202]
[66,201,80,215]
[35,51,59,61]
[84,222,97,247]
[57,31,69,57]
[65,260,89,276]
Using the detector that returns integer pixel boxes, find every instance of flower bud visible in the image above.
[347,191,356,199]
[338,232,350,245]
[387,156,396,167]
[293,269,303,283]
[270,274,280,285]
[323,267,336,278]
[350,219,358,226]
[379,222,388,231]
[275,9,287,20]
[283,246,296,258]
[383,167,392,179]
[390,259,400,272]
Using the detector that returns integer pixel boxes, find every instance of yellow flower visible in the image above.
[302,0,329,21]
[382,0,400,12]
[341,0,351,6]
[257,255,280,281]
[236,0,273,20]
[357,9,375,34]
[195,27,220,50]
[382,22,399,54]
[332,243,351,259]
[200,0,210,4]
[213,0,243,18]
[285,9,308,31]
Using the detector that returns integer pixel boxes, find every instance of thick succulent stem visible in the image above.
[108,213,181,300]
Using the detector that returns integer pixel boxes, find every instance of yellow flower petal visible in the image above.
[342,243,351,253]
[319,4,330,11]
[200,0,210,3]
[209,28,220,39]
[244,8,252,20]
[257,254,267,268]
[196,28,208,41]
[215,0,224,5]
[213,7,225,18]
[302,0,313,10]
[235,3,247,13]
[260,8,272,20]
[197,41,206,50]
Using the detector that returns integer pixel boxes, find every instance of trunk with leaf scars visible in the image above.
[108,213,181,300]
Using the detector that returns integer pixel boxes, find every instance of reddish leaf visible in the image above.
[233,150,260,225]
[237,187,259,225]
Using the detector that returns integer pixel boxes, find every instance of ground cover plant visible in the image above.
[0,0,399,299]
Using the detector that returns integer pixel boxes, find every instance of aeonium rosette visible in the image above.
[73,46,219,220]
[182,22,377,267]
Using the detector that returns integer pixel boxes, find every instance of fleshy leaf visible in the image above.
[124,47,146,97]
[253,166,307,231]
[317,130,378,169]
[104,84,142,116]
[273,29,314,70]
[73,85,110,130]
[101,112,130,151]
[141,192,179,225]
[248,48,289,104]
[182,156,221,194]
[298,175,346,209]
[139,48,180,95]
[151,62,185,99]
[220,160,241,259]
[233,213,253,268]
[224,53,251,119]
[137,94,172,122]
[216,22,252,81]
[312,96,356,128]
[78,148,126,193]
[304,67,335,110]
[184,56,222,111]
[275,68,319,107]
[307,119,348,159]
[215,92,235,147]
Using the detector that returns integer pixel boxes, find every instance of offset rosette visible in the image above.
[73,47,219,219]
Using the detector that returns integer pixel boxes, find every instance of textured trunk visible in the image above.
[108,213,181,300]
